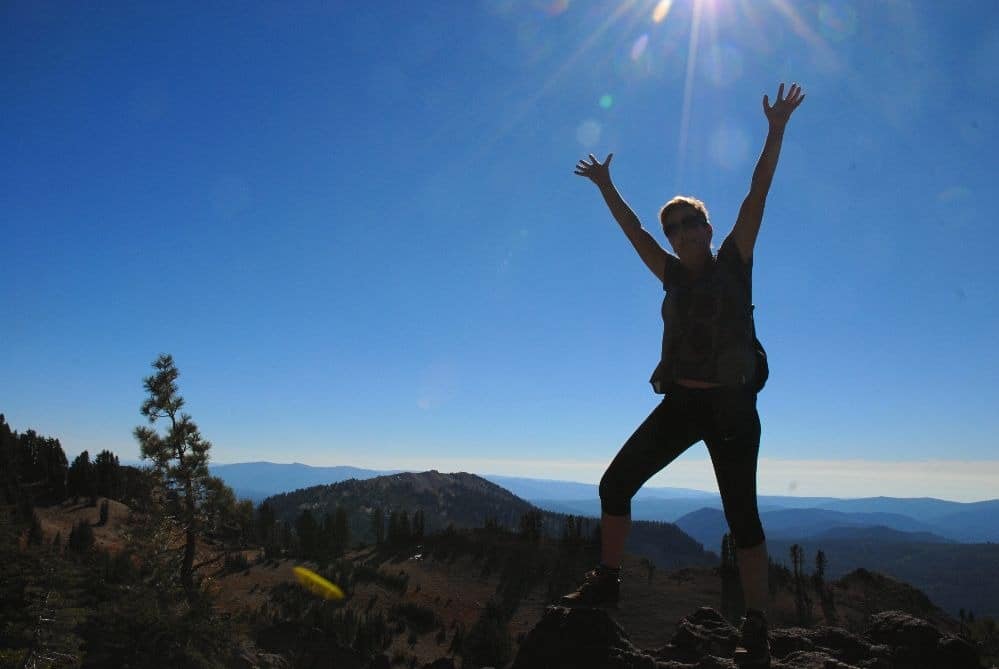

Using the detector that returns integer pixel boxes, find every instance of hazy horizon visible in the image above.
[198,456,998,504]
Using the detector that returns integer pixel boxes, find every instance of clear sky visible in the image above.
[3,1,998,501]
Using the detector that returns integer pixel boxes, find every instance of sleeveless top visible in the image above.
[649,235,757,393]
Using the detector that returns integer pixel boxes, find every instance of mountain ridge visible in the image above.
[261,469,716,571]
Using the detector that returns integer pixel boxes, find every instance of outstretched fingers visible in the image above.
[763,82,806,119]
[574,152,612,176]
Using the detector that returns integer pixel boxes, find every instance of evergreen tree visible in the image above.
[93,449,122,499]
[334,505,350,553]
[257,501,276,548]
[790,544,803,581]
[789,544,813,626]
[412,508,424,541]
[202,475,238,541]
[234,498,255,547]
[398,509,411,544]
[387,510,399,544]
[280,519,293,553]
[371,506,384,545]
[68,520,94,553]
[561,515,576,544]
[296,509,319,558]
[15,429,68,499]
[518,509,543,542]
[133,353,213,601]
[67,451,96,503]
[813,548,830,609]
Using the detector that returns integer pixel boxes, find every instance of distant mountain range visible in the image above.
[673,507,954,552]
[208,461,999,617]
[209,461,999,543]
[526,493,999,544]
[674,506,999,617]
[208,463,715,504]
[208,462,393,502]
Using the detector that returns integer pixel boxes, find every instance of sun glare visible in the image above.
[652,0,673,24]
[477,0,835,170]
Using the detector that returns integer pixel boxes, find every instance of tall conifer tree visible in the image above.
[133,354,212,600]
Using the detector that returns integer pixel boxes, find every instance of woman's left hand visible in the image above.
[763,82,805,129]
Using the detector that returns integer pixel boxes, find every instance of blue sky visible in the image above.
[3,1,998,501]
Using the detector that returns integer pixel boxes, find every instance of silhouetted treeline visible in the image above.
[1,413,68,506]
[0,413,154,513]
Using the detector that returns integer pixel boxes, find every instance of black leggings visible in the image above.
[599,384,765,549]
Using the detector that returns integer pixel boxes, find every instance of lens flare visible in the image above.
[702,43,743,87]
[630,34,649,61]
[576,120,602,147]
[293,566,345,600]
[818,3,858,42]
[709,123,750,170]
[652,0,673,24]
[599,94,614,109]
[546,0,570,16]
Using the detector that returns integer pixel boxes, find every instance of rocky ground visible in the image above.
[511,605,983,669]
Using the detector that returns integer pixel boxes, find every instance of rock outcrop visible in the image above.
[511,606,982,669]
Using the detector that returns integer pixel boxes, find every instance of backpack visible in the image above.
[750,303,768,392]
[753,335,769,393]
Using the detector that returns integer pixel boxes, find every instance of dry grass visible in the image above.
[34,498,133,554]
[27,502,958,666]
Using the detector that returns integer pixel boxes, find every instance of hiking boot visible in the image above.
[734,608,771,667]
[558,566,620,608]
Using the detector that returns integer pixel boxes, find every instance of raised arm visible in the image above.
[732,82,806,262]
[574,153,672,283]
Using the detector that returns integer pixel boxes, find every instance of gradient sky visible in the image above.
[3,1,998,501]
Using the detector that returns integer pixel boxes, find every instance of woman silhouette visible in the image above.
[561,83,805,667]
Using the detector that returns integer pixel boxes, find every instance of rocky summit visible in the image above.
[511,606,982,669]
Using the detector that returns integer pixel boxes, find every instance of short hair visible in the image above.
[659,195,710,229]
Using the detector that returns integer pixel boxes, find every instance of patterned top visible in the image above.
[650,234,757,392]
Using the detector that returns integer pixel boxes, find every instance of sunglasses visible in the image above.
[663,213,706,237]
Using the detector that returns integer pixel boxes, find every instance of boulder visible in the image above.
[507,606,983,669]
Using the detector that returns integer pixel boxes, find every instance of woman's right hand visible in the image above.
[574,153,614,188]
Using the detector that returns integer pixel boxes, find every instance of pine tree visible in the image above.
[133,353,213,601]
[398,509,411,544]
[388,510,399,544]
[67,451,96,503]
[412,509,424,541]
[518,509,543,542]
[789,544,813,626]
[68,520,94,553]
[257,502,276,547]
[371,507,384,545]
[790,544,803,581]
[94,449,122,500]
[812,549,827,597]
[296,510,319,558]
[334,505,350,553]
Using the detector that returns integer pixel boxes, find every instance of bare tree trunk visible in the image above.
[182,480,196,601]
